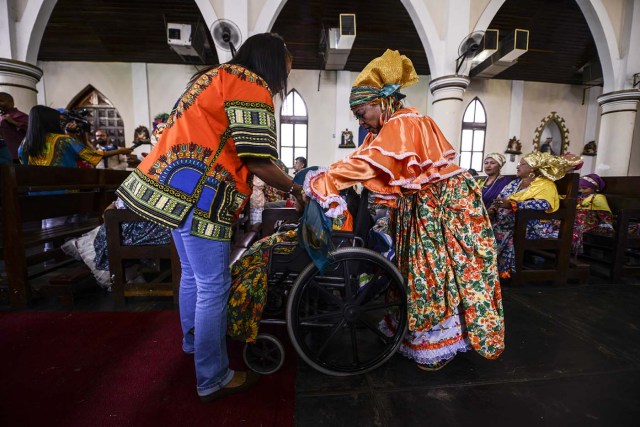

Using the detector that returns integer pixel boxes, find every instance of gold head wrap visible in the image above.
[349,49,419,108]
[522,152,583,181]
[485,153,505,168]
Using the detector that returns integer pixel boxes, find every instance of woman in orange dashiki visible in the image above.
[303,50,504,371]
[117,34,303,402]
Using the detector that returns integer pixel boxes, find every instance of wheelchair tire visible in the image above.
[286,247,407,376]
[243,333,285,375]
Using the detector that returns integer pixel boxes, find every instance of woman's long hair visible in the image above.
[190,33,291,99]
[23,105,64,157]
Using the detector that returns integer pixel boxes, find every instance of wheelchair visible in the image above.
[243,189,408,376]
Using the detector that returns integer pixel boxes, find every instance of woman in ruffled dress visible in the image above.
[303,49,504,371]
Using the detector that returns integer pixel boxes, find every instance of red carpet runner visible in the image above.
[0,311,295,426]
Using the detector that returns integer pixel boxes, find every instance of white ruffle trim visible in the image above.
[399,338,471,365]
[304,167,347,218]
[353,149,462,191]
[380,310,471,364]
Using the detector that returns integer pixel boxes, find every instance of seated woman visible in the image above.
[572,173,613,254]
[227,168,355,343]
[249,159,291,226]
[19,105,133,167]
[61,199,171,290]
[489,152,581,279]
[476,153,514,209]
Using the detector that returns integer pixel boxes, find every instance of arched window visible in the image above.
[459,97,486,171]
[280,89,308,169]
[68,85,126,147]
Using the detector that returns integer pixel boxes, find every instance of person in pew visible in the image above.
[18,105,133,167]
[0,92,29,163]
[227,178,354,343]
[127,125,153,168]
[60,198,171,290]
[115,33,304,403]
[571,173,614,254]
[476,153,514,209]
[249,159,291,226]
[303,49,504,372]
[489,152,582,279]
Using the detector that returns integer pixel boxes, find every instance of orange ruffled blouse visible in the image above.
[305,108,464,215]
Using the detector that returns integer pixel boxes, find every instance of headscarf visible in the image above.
[522,151,583,181]
[349,49,419,109]
[579,173,605,192]
[485,153,505,168]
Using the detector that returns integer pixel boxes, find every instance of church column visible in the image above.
[0,58,42,110]
[428,75,469,150]
[595,89,640,176]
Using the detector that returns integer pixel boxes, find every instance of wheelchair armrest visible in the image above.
[331,231,364,247]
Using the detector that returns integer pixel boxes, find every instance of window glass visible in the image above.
[463,101,476,122]
[293,92,307,116]
[281,123,294,146]
[459,98,487,170]
[474,102,486,123]
[461,129,473,151]
[281,147,294,167]
[294,124,307,147]
[459,152,471,169]
[473,130,485,151]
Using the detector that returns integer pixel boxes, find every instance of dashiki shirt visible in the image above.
[18,133,103,167]
[116,64,279,241]
[492,177,560,277]
[478,175,514,208]
[304,108,505,365]
[572,193,613,253]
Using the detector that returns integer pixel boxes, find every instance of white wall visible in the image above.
[38,60,606,174]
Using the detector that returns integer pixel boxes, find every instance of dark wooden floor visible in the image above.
[2,268,639,426]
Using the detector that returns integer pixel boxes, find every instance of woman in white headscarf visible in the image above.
[477,153,513,208]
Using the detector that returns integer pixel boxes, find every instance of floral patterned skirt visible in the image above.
[572,209,613,253]
[391,173,504,360]
[226,229,298,343]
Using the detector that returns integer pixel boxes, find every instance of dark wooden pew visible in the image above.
[105,203,259,305]
[104,209,181,305]
[510,173,586,286]
[0,164,130,306]
[580,176,640,281]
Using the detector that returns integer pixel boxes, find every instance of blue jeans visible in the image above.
[171,210,234,396]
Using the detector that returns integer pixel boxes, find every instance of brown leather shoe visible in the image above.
[417,357,454,372]
[199,371,260,403]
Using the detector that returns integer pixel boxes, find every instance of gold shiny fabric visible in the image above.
[352,49,419,91]
[522,152,582,181]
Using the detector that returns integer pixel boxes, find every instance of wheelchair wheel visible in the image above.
[286,247,407,376]
[243,333,285,375]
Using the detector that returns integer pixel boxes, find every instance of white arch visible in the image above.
[472,0,505,33]
[194,0,225,61]
[16,0,57,64]
[575,0,618,92]
[194,0,219,31]
[400,0,441,76]
[252,0,287,35]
